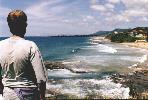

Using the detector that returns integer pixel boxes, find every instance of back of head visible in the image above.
[7,10,27,36]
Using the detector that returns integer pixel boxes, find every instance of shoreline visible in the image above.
[82,36,148,99]
[121,42,148,50]
[102,37,148,99]
[45,36,148,99]
[91,36,148,50]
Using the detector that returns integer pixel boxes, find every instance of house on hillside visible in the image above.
[128,27,148,41]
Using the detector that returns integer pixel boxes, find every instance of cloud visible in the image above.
[0,5,11,36]
[90,0,148,25]
[124,9,148,17]
[26,0,148,35]
[1,0,148,36]
[121,0,148,14]
[62,19,70,23]
[90,4,115,13]
[24,0,69,35]
[90,4,107,12]
[25,0,65,19]
[90,0,115,13]
[0,6,10,16]
[82,15,95,22]
[105,3,114,9]
[105,14,130,22]
[108,0,121,4]
[121,0,148,9]
[23,0,103,36]
[141,17,148,21]
[115,0,148,22]
[86,15,94,20]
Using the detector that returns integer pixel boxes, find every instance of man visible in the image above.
[0,10,47,100]
[0,67,4,98]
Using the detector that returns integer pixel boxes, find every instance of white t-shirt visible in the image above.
[0,37,47,87]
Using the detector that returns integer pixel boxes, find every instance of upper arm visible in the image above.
[29,42,47,83]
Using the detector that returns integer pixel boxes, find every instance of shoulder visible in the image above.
[24,39,35,44]
[0,38,9,46]
[23,40,39,51]
[20,39,37,47]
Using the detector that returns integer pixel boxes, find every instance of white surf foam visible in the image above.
[69,55,107,66]
[128,63,138,68]
[139,54,147,63]
[47,78,130,99]
[119,56,141,62]
[48,69,79,78]
[129,54,148,68]
[89,42,99,45]
[97,44,117,53]
[62,60,81,65]
[84,44,117,54]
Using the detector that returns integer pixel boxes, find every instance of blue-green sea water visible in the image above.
[24,36,148,68]
[0,36,148,98]
[27,36,90,61]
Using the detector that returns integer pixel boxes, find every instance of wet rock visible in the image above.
[44,61,66,69]
[111,69,148,99]
[44,61,88,73]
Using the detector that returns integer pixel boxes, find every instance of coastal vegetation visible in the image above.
[34,27,148,40]
[106,33,136,43]
[105,27,148,43]
[53,27,148,43]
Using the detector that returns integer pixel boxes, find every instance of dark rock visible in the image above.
[44,61,66,70]
[44,61,88,74]
[111,69,148,99]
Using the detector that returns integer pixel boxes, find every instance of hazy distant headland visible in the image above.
[47,27,148,38]
[1,27,147,39]
[90,27,148,43]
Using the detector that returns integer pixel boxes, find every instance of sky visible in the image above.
[0,0,148,36]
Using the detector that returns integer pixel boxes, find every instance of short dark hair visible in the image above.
[7,10,27,36]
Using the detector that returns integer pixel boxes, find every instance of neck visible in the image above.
[11,35,24,39]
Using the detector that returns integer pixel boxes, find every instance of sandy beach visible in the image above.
[92,36,148,50]
[121,42,148,50]
[92,36,148,72]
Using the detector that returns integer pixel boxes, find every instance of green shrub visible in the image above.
[110,33,136,43]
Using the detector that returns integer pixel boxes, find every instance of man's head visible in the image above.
[7,10,27,37]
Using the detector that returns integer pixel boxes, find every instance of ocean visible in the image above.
[0,36,148,99]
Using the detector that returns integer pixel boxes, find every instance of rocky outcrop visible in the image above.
[44,61,65,70]
[44,61,88,73]
[111,69,148,99]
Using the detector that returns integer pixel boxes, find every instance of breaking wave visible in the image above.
[47,78,130,99]
[48,69,79,78]
[139,54,147,63]
[84,44,117,54]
